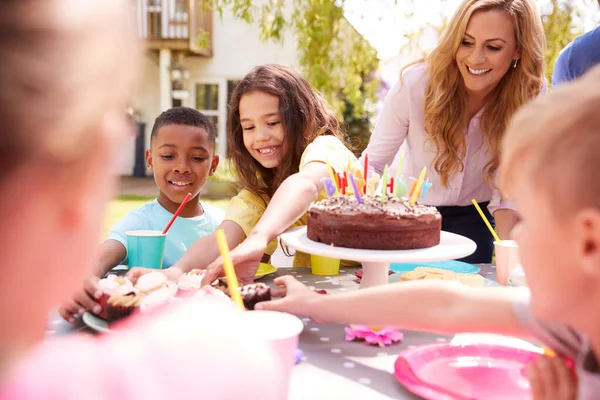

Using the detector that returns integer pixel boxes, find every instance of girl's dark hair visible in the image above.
[227,64,346,198]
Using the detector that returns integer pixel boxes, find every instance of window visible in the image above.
[196,84,219,111]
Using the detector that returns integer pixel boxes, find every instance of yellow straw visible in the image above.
[409,167,427,206]
[326,160,339,195]
[471,199,502,243]
[215,229,245,309]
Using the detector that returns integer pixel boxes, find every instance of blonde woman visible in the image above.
[363,0,545,263]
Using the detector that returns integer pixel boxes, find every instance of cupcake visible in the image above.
[239,283,271,310]
[135,271,169,294]
[97,275,136,319]
[177,269,206,297]
[193,285,232,301]
[106,291,146,323]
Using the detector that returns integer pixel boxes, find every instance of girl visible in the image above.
[363,0,545,263]
[129,64,358,284]
[0,1,282,398]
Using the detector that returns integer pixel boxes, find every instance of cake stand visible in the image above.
[280,227,477,289]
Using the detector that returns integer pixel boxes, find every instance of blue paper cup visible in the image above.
[125,230,167,270]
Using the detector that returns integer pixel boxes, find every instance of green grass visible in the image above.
[103,195,230,237]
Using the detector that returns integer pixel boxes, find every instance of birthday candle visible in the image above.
[381,165,389,202]
[326,160,338,195]
[410,167,427,206]
[387,177,394,194]
[420,179,432,198]
[320,177,336,197]
[396,152,405,180]
[396,178,408,197]
[348,173,363,204]
[367,173,380,196]
[363,154,369,195]
[337,173,346,195]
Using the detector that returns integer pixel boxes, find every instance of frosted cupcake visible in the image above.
[135,271,175,294]
[97,275,136,319]
[139,286,179,314]
[177,269,206,297]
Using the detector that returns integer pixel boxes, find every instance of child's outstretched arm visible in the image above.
[201,162,327,285]
[59,240,126,323]
[258,275,529,338]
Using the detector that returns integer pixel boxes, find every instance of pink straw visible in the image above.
[162,192,192,234]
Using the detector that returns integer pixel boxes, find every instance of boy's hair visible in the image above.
[227,64,347,198]
[499,64,600,214]
[151,107,216,148]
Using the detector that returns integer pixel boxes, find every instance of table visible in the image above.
[46,264,501,399]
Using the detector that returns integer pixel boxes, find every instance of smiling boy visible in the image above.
[59,107,225,323]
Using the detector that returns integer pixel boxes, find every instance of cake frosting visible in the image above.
[135,271,169,293]
[177,269,206,292]
[98,275,137,296]
[307,195,442,250]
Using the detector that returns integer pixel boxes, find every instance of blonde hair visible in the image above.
[0,0,139,179]
[421,0,545,188]
[499,65,600,213]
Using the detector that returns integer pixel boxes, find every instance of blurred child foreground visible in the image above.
[0,1,284,398]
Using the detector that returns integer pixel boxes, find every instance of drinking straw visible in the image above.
[215,229,245,309]
[409,167,427,206]
[162,192,192,234]
[471,199,501,243]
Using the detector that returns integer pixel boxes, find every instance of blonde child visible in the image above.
[0,2,282,398]
[259,65,600,400]
[59,107,224,323]
[128,64,358,285]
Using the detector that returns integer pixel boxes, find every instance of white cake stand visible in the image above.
[280,227,477,289]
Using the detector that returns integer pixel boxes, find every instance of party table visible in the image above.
[47,264,510,400]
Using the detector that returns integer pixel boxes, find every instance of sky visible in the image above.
[343,0,599,83]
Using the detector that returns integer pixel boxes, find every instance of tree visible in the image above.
[200,0,379,152]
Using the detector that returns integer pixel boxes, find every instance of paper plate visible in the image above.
[394,342,540,400]
[390,260,480,274]
[255,262,278,279]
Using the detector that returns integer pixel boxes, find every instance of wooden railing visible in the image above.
[136,0,212,56]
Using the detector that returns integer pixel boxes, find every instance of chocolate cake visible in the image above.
[214,280,272,310]
[307,195,441,250]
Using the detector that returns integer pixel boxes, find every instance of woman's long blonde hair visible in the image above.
[422,0,545,188]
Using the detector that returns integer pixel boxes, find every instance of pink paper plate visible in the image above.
[394,343,541,400]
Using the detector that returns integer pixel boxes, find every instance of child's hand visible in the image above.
[58,276,102,324]
[202,233,268,286]
[528,355,577,400]
[255,276,324,322]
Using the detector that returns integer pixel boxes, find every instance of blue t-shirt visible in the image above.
[107,199,225,268]
[553,26,600,86]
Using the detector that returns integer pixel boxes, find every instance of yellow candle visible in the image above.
[326,160,339,195]
[215,229,245,309]
[409,167,427,206]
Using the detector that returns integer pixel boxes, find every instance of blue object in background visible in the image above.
[390,260,480,274]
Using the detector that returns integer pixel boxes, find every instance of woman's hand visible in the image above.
[528,356,577,400]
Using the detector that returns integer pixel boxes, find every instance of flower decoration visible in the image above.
[344,325,403,347]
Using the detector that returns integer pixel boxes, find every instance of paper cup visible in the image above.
[311,254,340,276]
[126,230,167,270]
[494,240,520,286]
[241,310,304,399]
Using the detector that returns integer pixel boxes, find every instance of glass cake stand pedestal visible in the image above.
[280,227,477,289]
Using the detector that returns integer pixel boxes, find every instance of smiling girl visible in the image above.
[129,64,358,283]
[362,0,545,263]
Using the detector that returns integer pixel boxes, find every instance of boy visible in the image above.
[258,65,600,399]
[60,107,225,323]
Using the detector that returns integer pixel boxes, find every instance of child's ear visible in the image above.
[145,149,153,172]
[577,209,600,277]
[209,155,219,176]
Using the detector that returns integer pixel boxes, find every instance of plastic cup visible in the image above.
[125,230,167,270]
[494,240,520,286]
[310,254,340,276]
[241,310,304,399]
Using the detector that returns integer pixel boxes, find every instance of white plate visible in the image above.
[280,227,476,264]
[82,311,113,334]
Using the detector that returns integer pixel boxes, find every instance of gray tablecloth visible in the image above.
[47,264,499,400]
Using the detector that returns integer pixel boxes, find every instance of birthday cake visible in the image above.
[307,195,441,250]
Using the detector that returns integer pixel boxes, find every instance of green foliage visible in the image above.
[199,0,380,145]
[542,0,582,82]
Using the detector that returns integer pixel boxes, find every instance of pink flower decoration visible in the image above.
[344,325,403,347]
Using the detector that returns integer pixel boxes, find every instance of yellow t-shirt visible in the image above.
[224,135,358,267]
